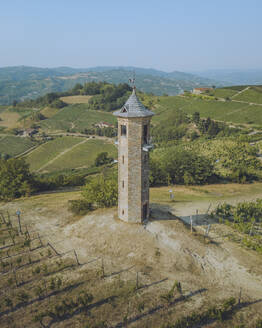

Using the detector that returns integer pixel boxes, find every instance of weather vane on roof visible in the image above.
[128,70,136,89]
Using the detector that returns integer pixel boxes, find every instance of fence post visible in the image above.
[74,250,80,266]
[238,287,242,304]
[13,269,18,287]
[101,258,105,278]
[47,242,60,256]
[38,233,43,247]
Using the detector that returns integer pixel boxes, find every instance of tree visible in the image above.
[51,99,67,108]
[0,158,34,200]
[192,112,200,124]
[95,152,113,167]
[150,147,214,186]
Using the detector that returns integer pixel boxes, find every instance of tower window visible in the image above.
[122,209,124,215]
[122,155,124,164]
[121,125,127,136]
[143,125,148,144]
[122,180,124,188]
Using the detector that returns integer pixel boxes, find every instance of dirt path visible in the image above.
[169,190,262,219]
[231,86,250,99]
[15,144,39,158]
[36,138,89,172]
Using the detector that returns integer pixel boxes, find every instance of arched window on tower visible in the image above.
[121,125,127,136]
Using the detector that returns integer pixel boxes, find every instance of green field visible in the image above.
[0,136,37,156]
[43,138,117,172]
[212,88,238,98]
[24,136,117,172]
[233,86,262,104]
[40,104,116,132]
[154,95,262,125]
[24,136,83,171]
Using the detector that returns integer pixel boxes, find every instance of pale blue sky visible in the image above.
[0,0,261,71]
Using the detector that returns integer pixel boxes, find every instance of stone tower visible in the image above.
[113,88,154,223]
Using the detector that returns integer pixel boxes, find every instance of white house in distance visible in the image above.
[192,87,213,95]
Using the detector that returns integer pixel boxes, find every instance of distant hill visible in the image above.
[0,66,218,105]
[195,69,262,85]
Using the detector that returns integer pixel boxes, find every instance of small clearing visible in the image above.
[60,95,92,104]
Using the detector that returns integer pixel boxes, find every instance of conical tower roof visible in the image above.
[113,88,154,118]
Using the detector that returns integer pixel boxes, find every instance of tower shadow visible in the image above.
[149,203,178,221]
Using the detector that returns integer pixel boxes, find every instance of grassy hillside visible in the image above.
[43,138,117,172]
[212,88,239,98]
[233,86,262,104]
[154,94,262,126]
[0,106,35,130]
[40,104,116,133]
[0,136,37,157]
[24,136,116,173]
[24,136,83,171]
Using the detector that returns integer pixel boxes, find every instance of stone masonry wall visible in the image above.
[117,117,151,223]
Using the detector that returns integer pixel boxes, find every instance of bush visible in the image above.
[82,176,117,208]
[68,199,93,215]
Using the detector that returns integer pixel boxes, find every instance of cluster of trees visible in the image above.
[150,146,215,186]
[82,126,117,138]
[87,83,132,111]
[16,81,132,112]
[0,153,117,201]
[192,112,238,138]
[18,92,68,109]
[152,110,240,145]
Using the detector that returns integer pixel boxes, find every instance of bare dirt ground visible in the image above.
[1,185,262,327]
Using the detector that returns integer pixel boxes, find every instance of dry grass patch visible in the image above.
[0,110,21,128]
[60,95,92,104]
[40,106,59,118]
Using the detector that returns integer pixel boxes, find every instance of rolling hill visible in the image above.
[0,66,218,105]
[195,68,262,85]
[153,85,262,126]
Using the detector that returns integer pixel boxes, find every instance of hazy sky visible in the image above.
[0,0,261,71]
